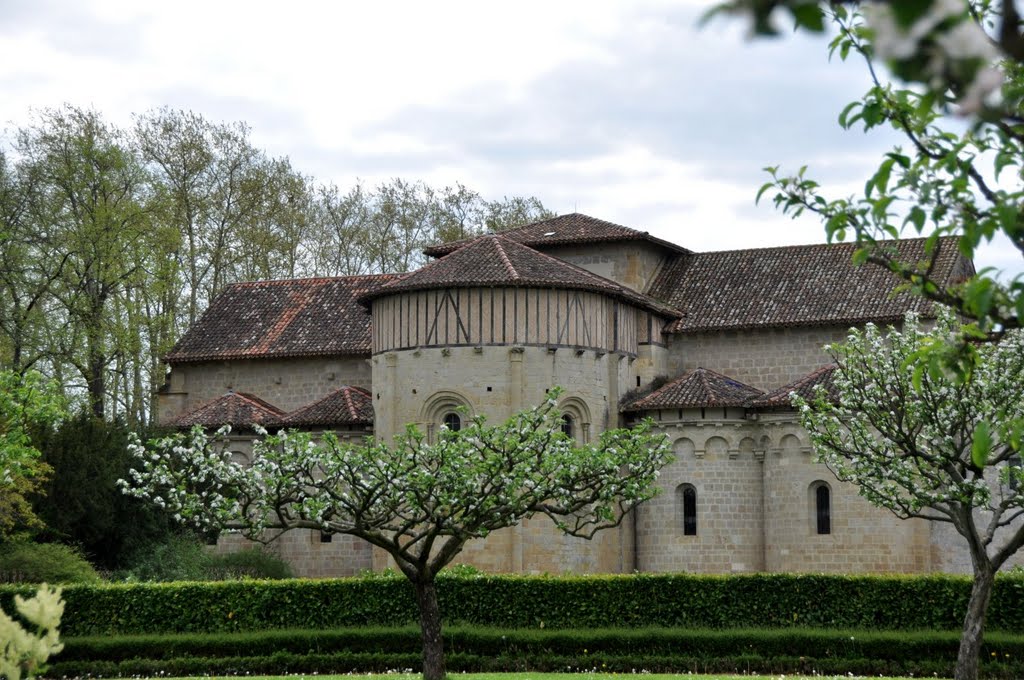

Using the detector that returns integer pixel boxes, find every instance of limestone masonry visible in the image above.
[159,213,988,577]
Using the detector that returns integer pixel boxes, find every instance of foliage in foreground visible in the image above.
[0,584,63,680]
[797,310,1024,680]
[121,391,671,680]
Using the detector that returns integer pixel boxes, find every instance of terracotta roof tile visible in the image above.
[277,386,374,427]
[166,274,398,363]
[173,392,284,429]
[647,237,972,333]
[622,368,763,411]
[362,235,680,317]
[750,365,839,409]
[423,212,691,257]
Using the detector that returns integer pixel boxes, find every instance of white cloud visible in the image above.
[0,0,1017,278]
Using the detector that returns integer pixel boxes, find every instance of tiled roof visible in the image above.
[622,368,763,411]
[361,235,680,317]
[166,274,398,363]
[173,392,284,429]
[277,386,374,427]
[423,213,691,257]
[647,237,972,333]
[750,365,839,409]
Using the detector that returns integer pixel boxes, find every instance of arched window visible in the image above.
[813,482,831,535]
[420,390,472,443]
[561,414,574,439]
[677,483,697,536]
[442,412,462,432]
[558,396,591,444]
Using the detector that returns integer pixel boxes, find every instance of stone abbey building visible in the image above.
[158,213,981,577]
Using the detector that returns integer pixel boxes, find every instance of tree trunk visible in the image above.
[955,566,996,680]
[414,579,446,680]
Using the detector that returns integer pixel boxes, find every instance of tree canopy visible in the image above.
[121,390,671,680]
[796,309,1024,680]
[0,105,552,424]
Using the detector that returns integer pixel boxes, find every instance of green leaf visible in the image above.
[904,206,927,233]
[889,0,934,28]
[789,3,825,32]
[972,421,992,470]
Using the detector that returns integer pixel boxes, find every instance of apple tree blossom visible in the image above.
[795,309,1024,680]
[121,389,671,680]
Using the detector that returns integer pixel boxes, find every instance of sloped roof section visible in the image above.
[622,367,763,412]
[166,274,398,363]
[277,386,374,427]
[423,212,691,257]
[648,237,972,333]
[750,365,839,409]
[362,235,680,317]
[173,392,284,429]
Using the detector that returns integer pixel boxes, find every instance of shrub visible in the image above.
[31,413,178,571]
[7,572,1024,636]
[46,626,1024,678]
[206,548,293,580]
[0,542,100,584]
[119,533,211,582]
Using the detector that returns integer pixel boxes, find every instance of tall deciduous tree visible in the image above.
[2,105,553,423]
[796,310,1024,680]
[16,106,150,418]
[121,391,671,680]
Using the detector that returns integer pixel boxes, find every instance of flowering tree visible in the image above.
[710,0,1022,346]
[122,391,671,680]
[0,584,64,680]
[795,310,1024,680]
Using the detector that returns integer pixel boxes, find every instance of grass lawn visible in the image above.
[153,674,937,680]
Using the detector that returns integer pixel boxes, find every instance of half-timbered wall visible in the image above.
[372,287,652,356]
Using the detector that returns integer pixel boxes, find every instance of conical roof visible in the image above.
[361,235,678,317]
[423,212,690,257]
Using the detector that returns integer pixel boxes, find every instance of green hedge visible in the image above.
[45,627,1024,679]
[6,572,1024,636]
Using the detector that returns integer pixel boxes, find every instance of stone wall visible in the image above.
[539,242,668,293]
[370,343,639,574]
[668,326,850,391]
[636,423,765,573]
[159,355,372,423]
[637,414,933,574]
[204,433,376,579]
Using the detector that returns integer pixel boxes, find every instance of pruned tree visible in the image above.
[121,390,671,680]
[795,309,1024,680]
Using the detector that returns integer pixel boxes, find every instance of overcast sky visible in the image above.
[0,0,1017,277]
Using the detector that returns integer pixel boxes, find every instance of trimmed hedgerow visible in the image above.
[45,627,1024,679]
[56,626,1024,661]
[6,572,1024,636]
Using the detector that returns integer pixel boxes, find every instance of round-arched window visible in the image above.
[811,481,831,535]
[560,414,574,439]
[442,412,462,432]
